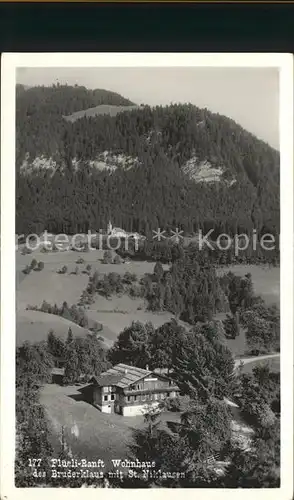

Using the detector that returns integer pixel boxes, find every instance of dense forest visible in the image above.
[16,84,280,249]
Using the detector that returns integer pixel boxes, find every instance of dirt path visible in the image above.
[234,353,280,369]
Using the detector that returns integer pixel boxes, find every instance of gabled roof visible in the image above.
[91,363,152,389]
[90,374,123,387]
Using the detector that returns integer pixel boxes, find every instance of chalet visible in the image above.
[81,363,180,417]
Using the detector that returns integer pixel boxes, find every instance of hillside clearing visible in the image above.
[216,265,279,307]
[16,251,173,345]
[16,310,91,346]
[63,104,139,122]
[16,249,157,310]
[238,356,280,375]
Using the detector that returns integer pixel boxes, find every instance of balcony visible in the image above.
[124,385,179,396]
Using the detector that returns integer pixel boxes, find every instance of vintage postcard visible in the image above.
[1,53,293,499]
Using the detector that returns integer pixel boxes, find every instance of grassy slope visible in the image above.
[16,249,170,345]
[216,264,280,307]
[238,357,280,375]
[63,104,139,122]
[40,383,179,471]
[16,310,90,346]
[17,252,280,352]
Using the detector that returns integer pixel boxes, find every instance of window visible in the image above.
[141,394,146,401]
[154,393,158,401]
[111,394,115,401]
[134,395,137,401]
[127,396,131,402]
[103,395,108,402]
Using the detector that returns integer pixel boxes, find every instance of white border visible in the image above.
[1,53,293,500]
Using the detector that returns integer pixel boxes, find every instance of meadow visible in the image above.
[40,383,180,472]
[16,248,171,346]
[16,248,280,351]
[217,264,280,307]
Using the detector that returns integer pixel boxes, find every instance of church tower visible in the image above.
[107,220,113,235]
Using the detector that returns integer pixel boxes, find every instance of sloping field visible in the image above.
[239,356,280,375]
[16,310,91,346]
[217,264,280,307]
[16,267,89,311]
[40,383,132,468]
[17,309,115,347]
[40,383,179,471]
[16,249,156,279]
[215,265,280,356]
[91,294,145,314]
[16,249,171,345]
[63,104,138,122]
[16,249,157,310]
[87,309,174,344]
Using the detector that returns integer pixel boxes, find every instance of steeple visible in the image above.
[107,220,113,235]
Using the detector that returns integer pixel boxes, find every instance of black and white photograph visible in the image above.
[1,53,293,497]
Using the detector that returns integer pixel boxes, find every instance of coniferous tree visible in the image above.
[66,327,74,345]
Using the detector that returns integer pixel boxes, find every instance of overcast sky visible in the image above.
[17,67,279,149]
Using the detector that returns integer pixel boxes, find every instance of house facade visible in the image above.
[83,363,180,417]
[107,221,127,238]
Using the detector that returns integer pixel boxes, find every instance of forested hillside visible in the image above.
[16,84,280,240]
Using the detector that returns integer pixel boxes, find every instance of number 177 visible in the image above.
[28,458,42,467]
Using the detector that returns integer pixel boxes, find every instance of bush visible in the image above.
[37,261,44,271]
[78,290,95,306]
[30,258,38,269]
[58,265,68,274]
[129,283,142,298]
[108,272,124,294]
[21,247,32,255]
[164,395,190,412]
[22,265,31,275]
[102,250,113,264]
[123,271,137,284]
[113,254,122,265]
[164,396,182,412]
[82,242,90,253]
[40,245,49,253]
